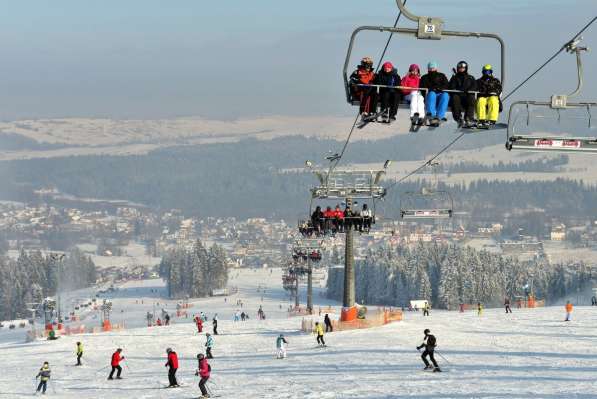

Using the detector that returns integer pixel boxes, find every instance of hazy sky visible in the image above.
[0,0,594,120]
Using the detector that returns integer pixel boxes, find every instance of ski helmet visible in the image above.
[409,64,420,73]
[166,347,172,353]
[424,329,430,334]
[360,57,374,69]
[382,61,394,71]
[457,61,468,72]
[427,61,438,70]
[197,353,204,359]
[117,348,122,352]
[482,64,493,75]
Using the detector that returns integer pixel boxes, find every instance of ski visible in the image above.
[357,110,385,129]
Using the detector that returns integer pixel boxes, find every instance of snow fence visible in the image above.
[301,308,402,332]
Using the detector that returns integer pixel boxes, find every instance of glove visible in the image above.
[416,346,422,350]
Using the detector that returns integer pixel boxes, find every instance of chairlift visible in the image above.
[307,167,386,234]
[506,39,597,152]
[344,0,506,128]
[400,188,454,219]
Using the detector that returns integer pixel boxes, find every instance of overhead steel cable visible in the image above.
[328,2,408,176]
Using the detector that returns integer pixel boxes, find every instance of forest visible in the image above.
[159,240,229,299]
[0,248,96,320]
[326,243,593,309]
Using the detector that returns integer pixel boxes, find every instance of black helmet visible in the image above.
[456,61,468,72]
[197,353,204,359]
[424,329,430,334]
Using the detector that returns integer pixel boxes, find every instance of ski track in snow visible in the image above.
[2,268,597,398]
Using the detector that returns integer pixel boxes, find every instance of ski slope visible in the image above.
[2,267,597,398]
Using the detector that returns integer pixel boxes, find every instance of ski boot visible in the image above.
[423,365,433,370]
[433,367,442,372]
[410,113,420,126]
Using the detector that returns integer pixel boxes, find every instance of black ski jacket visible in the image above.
[420,71,449,93]
[449,72,477,94]
[476,75,502,97]
[374,68,401,89]
[418,334,437,351]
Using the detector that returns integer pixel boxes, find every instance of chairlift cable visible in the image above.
[375,0,407,74]
[385,15,597,191]
[502,15,597,102]
[329,4,407,174]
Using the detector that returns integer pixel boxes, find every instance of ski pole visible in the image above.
[435,350,453,365]
[50,380,57,394]
[96,364,110,373]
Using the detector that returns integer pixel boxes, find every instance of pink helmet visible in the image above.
[382,61,394,70]
[409,64,420,72]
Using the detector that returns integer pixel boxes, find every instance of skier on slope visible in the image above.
[195,353,211,398]
[324,313,333,332]
[565,301,573,321]
[165,348,179,387]
[276,334,289,359]
[205,333,214,359]
[504,297,512,313]
[108,348,125,380]
[195,315,203,333]
[75,341,84,366]
[35,361,51,394]
[423,302,431,317]
[417,329,441,372]
[212,314,218,335]
[315,322,326,347]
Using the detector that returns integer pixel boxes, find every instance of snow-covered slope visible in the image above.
[2,268,597,398]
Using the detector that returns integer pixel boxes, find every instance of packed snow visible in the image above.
[2,267,597,398]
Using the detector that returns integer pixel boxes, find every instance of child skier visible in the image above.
[165,348,179,388]
[108,348,125,380]
[276,334,288,359]
[205,333,214,359]
[75,341,83,366]
[195,353,211,398]
[35,361,51,394]
[315,322,325,346]
[416,329,441,372]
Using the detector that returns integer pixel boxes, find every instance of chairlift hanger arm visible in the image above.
[343,26,505,103]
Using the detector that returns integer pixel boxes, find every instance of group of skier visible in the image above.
[350,57,502,128]
[303,203,374,237]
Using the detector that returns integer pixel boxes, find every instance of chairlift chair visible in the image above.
[506,39,597,152]
[309,168,386,234]
[344,0,506,127]
[400,189,454,219]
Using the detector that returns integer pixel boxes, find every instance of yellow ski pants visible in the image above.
[476,96,499,121]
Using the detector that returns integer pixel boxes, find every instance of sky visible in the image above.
[0,0,594,120]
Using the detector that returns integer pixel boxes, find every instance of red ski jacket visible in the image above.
[401,74,421,95]
[198,358,210,378]
[167,351,179,369]
[111,351,122,367]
